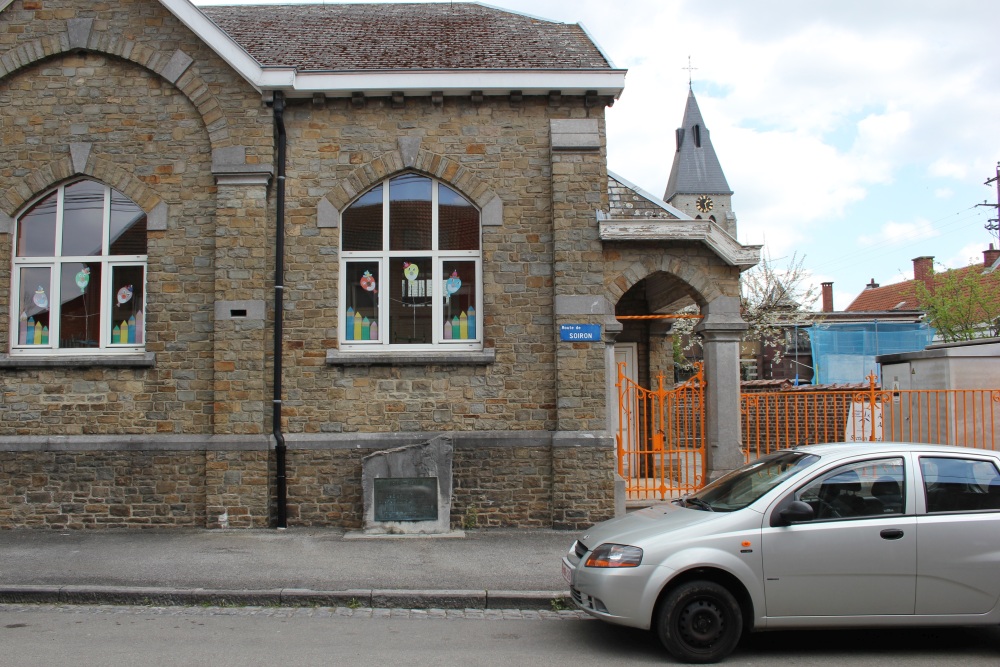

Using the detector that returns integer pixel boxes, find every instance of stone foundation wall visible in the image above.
[1,439,613,530]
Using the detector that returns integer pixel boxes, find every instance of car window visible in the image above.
[694,450,819,511]
[796,458,905,520]
[920,457,1000,513]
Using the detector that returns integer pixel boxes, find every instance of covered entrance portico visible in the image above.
[599,190,760,503]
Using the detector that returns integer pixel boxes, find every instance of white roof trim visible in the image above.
[599,218,762,269]
[608,170,689,219]
[161,1,625,97]
[0,0,14,12]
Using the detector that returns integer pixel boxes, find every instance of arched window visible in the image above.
[11,179,147,353]
[340,173,481,349]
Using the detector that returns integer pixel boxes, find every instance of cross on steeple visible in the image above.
[682,56,698,88]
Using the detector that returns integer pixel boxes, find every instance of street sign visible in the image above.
[559,323,601,342]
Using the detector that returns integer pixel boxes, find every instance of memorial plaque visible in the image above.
[373,477,439,522]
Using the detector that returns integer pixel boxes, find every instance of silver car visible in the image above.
[562,443,1000,663]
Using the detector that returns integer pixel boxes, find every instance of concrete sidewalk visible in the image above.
[0,528,577,609]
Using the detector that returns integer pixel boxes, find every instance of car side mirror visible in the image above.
[777,500,815,526]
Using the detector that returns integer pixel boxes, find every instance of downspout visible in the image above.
[272,91,288,529]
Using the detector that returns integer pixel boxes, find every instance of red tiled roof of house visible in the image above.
[201,3,613,71]
[846,260,1000,315]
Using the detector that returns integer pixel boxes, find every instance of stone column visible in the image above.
[205,148,274,528]
[549,118,616,529]
[694,296,748,477]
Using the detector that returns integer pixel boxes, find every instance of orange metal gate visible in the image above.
[617,362,706,502]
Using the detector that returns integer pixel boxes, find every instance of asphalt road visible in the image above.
[3,603,1000,667]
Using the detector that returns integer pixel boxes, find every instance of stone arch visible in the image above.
[0,18,232,150]
[1,151,163,222]
[319,141,503,228]
[605,255,736,311]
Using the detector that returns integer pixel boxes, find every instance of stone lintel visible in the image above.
[317,197,337,228]
[161,49,194,84]
[215,300,265,321]
[69,142,92,173]
[66,18,94,50]
[0,211,12,234]
[551,119,600,151]
[481,194,503,227]
[0,353,155,369]
[147,201,168,231]
[0,434,270,453]
[554,294,613,316]
[327,348,495,366]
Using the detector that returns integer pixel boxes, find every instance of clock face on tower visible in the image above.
[695,195,714,213]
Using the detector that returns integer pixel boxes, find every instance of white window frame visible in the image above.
[339,175,483,351]
[10,179,148,355]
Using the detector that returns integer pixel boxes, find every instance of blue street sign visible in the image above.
[560,323,601,342]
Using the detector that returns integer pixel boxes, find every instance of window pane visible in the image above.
[342,184,383,251]
[441,261,477,341]
[922,457,1000,512]
[17,267,51,346]
[109,266,145,345]
[61,180,106,256]
[16,191,58,257]
[798,458,904,519]
[389,174,432,251]
[345,261,380,341]
[59,262,102,348]
[439,184,479,250]
[109,192,147,255]
[390,258,432,344]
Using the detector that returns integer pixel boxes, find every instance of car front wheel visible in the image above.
[655,580,743,664]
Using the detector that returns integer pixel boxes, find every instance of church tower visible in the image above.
[663,87,737,237]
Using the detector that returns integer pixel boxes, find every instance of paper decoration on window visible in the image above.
[110,310,143,345]
[345,307,378,341]
[403,262,419,282]
[444,270,462,304]
[75,267,91,292]
[359,270,377,293]
[21,316,48,345]
[442,307,476,340]
[116,284,134,305]
[32,286,48,309]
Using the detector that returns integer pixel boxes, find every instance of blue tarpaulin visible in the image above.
[809,322,935,385]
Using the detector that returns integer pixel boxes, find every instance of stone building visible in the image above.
[0,0,758,530]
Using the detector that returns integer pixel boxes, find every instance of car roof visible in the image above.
[790,442,1000,460]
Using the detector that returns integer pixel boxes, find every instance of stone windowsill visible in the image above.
[326,348,495,366]
[0,352,156,369]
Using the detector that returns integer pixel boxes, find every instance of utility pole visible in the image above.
[980,162,1000,241]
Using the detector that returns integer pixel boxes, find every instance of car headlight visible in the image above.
[585,543,643,568]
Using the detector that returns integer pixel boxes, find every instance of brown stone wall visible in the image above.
[0,0,272,437]
[279,96,599,435]
[0,450,207,528]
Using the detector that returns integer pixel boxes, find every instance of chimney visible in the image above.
[912,256,934,285]
[866,278,879,289]
[984,243,1000,268]
[821,282,834,312]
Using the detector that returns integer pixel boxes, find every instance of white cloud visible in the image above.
[858,218,937,247]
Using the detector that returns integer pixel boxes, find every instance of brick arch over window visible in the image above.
[320,142,503,227]
[0,19,231,150]
[1,153,163,223]
[605,256,739,309]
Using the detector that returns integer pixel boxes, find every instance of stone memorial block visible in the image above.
[361,434,454,535]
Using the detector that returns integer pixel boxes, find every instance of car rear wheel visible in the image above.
[655,580,743,664]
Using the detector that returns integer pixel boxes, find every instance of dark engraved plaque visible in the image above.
[373,477,439,522]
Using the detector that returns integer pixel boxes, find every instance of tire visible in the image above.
[655,580,743,664]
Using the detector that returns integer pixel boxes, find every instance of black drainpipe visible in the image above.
[272,91,288,529]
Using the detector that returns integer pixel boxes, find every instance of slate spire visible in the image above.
[663,88,733,202]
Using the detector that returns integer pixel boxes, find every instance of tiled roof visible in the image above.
[846,281,919,311]
[608,175,682,220]
[847,262,1000,314]
[200,3,613,71]
[664,88,732,201]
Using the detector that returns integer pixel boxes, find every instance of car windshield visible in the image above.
[682,450,820,512]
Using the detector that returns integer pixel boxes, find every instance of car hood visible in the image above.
[577,502,722,550]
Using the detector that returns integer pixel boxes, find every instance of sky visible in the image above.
[193,0,1000,311]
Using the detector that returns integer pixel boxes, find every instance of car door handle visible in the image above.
[880,529,904,540]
